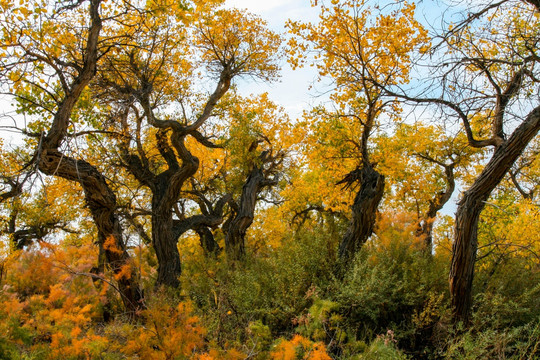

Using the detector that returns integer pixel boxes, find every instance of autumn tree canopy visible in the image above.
[0,0,539,358]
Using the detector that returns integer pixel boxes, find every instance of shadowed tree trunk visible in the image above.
[225,167,264,260]
[336,101,385,265]
[111,62,233,288]
[27,0,144,314]
[337,164,385,262]
[195,226,219,254]
[152,206,183,288]
[41,143,145,315]
[450,105,540,323]
[416,161,456,253]
[121,126,232,286]
[225,150,280,260]
[173,193,231,256]
[150,134,199,288]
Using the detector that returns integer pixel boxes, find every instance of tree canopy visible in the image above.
[0,0,539,358]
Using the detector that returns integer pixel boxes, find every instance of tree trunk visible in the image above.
[196,226,220,255]
[152,198,182,288]
[171,193,231,256]
[417,164,455,253]
[450,105,540,323]
[225,156,278,261]
[450,195,484,324]
[17,0,144,315]
[338,165,385,262]
[225,167,265,260]
[39,149,144,314]
[416,218,436,252]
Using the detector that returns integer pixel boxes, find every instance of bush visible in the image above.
[331,236,449,355]
[181,227,337,348]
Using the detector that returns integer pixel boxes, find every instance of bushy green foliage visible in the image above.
[181,227,336,348]
[329,237,449,355]
[437,255,540,359]
[2,216,539,360]
[357,336,410,360]
[442,321,540,359]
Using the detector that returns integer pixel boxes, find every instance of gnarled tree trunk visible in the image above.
[172,193,231,256]
[40,150,144,314]
[150,157,198,288]
[225,151,279,260]
[416,163,455,253]
[195,226,219,255]
[338,165,385,262]
[225,166,265,260]
[32,0,143,315]
[152,205,182,288]
[450,105,540,323]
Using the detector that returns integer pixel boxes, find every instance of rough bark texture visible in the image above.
[338,165,385,262]
[151,189,230,286]
[151,150,199,287]
[225,151,279,260]
[416,163,455,253]
[40,150,144,314]
[112,60,233,287]
[225,167,265,260]
[152,209,182,288]
[172,194,231,256]
[450,105,540,323]
[32,0,143,314]
[195,226,219,255]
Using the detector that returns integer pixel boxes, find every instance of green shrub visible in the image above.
[181,227,337,347]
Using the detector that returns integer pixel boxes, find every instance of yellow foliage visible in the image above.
[271,335,332,360]
[114,263,133,280]
[195,8,282,81]
[103,235,124,255]
[110,300,207,359]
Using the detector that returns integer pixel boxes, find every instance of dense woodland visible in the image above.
[0,0,539,358]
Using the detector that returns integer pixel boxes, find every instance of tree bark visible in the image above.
[450,105,540,323]
[195,226,220,255]
[225,167,265,260]
[416,163,455,253]
[151,163,198,288]
[225,152,278,260]
[31,0,144,315]
[39,150,144,314]
[119,65,231,287]
[152,190,229,286]
[171,194,231,256]
[152,206,182,288]
[338,165,385,262]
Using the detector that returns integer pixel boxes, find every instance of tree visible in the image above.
[96,6,282,286]
[374,123,481,253]
[0,0,145,314]
[379,0,540,323]
[288,0,429,264]
[434,0,540,324]
[212,93,289,260]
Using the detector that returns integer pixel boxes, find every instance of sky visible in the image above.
[0,1,318,144]
[222,0,461,216]
[1,0,461,213]
[1,0,451,142]
[223,0,321,119]
[222,0,449,119]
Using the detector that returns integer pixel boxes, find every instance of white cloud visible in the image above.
[225,0,291,13]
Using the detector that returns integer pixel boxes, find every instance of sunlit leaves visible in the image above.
[195,8,282,82]
[288,0,430,97]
